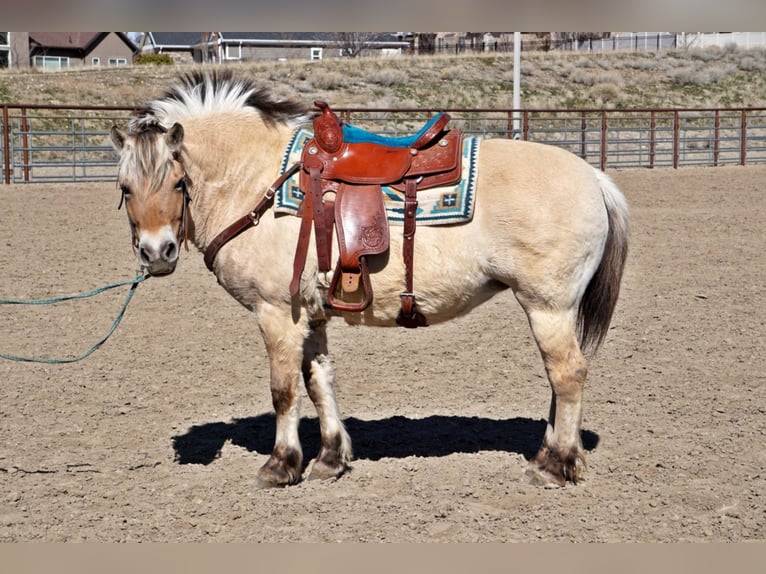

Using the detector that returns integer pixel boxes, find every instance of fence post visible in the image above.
[580,111,587,160]
[2,104,10,184]
[522,110,529,141]
[600,110,607,170]
[740,109,747,165]
[649,111,656,168]
[713,110,720,166]
[673,110,680,169]
[21,107,30,182]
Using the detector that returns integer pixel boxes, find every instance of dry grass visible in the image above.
[1,46,765,110]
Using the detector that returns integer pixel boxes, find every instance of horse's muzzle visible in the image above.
[138,235,179,276]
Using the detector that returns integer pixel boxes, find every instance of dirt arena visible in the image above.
[0,166,763,542]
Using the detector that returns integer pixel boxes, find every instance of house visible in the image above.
[207,32,411,61]
[3,32,32,68]
[2,32,137,69]
[137,32,208,64]
[139,32,412,63]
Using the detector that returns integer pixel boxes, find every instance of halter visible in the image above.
[173,150,193,252]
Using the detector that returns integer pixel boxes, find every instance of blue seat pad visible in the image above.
[341,113,445,148]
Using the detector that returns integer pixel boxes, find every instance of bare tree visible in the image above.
[329,32,394,58]
[416,33,436,55]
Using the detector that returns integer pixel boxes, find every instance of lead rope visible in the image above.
[0,274,148,364]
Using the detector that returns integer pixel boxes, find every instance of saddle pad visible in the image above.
[275,129,480,226]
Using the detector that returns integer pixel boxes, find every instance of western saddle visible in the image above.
[291,101,464,328]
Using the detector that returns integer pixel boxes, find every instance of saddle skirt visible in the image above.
[275,128,481,226]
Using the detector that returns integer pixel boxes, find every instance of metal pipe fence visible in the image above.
[2,103,766,184]
[1,104,139,184]
[335,107,766,170]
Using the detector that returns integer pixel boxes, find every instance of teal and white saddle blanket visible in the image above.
[274,129,480,226]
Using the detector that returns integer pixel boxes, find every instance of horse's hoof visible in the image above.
[525,464,566,487]
[254,453,302,489]
[307,459,349,481]
[253,476,288,490]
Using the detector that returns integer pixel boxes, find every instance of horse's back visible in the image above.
[475,138,608,215]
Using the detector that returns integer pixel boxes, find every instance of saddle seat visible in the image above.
[292,100,465,327]
[341,110,448,149]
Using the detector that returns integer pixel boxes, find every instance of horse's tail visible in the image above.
[578,170,630,355]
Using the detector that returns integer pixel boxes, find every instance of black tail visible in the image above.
[577,173,630,354]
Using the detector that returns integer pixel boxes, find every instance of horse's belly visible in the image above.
[334,278,506,327]
[334,229,505,327]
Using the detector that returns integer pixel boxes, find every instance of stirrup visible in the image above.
[327,257,373,312]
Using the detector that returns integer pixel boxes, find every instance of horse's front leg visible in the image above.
[254,303,306,489]
[302,320,353,481]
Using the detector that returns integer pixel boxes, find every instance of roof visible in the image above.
[143,32,409,49]
[28,32,101,50]
[28,32,136,53]
[145,32,208,48]
[216,32,408,45]
[217,32,320,41]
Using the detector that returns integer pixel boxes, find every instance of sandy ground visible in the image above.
[0,166,764,542]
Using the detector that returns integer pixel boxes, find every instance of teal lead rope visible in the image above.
[0,274,148,364]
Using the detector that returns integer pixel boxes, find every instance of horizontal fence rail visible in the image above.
[1,104,140,184]
[2,103,766,184]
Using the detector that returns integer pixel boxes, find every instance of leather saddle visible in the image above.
[291,100,464,327]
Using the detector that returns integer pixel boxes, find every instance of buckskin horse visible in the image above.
[110,70,629,488]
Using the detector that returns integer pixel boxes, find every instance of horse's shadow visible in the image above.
[172,414,600,466]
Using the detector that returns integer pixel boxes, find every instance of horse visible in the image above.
[110,70,629,489]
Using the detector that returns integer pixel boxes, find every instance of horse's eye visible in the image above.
[174,179,186,192]
[117,184,131,210]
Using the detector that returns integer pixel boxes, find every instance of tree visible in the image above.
[329,33,394,58]
[416,33,436,55]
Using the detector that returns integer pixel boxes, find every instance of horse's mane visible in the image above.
[129,69,311,132]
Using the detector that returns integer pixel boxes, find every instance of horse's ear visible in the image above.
[110,125,126,151]
[166,123,184,151]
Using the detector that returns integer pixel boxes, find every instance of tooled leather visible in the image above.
[335,184,390,270]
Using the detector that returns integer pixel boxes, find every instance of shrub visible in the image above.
[134,53,174,66]
[569,68,598,85]
[312,71,347,91]
[589,82,621,104]
[368,68,408,87]
[690,47,724,62]
[569,69,623,87]
[737,55,765,72]
[438,64,468,81]
[670,63,736,85]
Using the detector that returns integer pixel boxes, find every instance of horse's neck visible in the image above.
[183,118,297,248]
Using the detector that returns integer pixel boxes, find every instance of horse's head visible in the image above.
[110,122,191,276]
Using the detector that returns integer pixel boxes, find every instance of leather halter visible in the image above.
[173,151,193,252]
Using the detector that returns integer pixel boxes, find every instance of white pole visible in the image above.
[513,31,521,139]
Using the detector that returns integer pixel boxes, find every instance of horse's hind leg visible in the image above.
[302,321,353,481]
[523,307,588,486]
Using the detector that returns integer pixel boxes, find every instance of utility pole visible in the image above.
[512,32,521,139]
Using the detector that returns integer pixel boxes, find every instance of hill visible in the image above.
[1,47,766,110]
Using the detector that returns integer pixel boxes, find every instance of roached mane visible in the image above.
[129,69,311,132]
